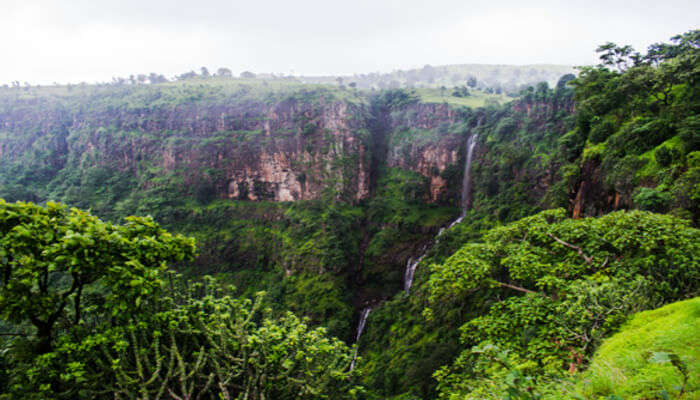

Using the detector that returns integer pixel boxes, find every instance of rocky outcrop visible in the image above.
[1,95,372,203]
[385,103,467,202]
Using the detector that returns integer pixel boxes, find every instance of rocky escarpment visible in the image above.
[1,88,477,206]
[384,103,472,203]
[0,93,373,203]
[1,84,595,225]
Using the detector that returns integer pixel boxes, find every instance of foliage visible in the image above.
[633,187,671,212]
[0,201,361,399]
[567,29,700,222]
[425,209,699,399]
[0,30,697,400]
[0,200,195,355]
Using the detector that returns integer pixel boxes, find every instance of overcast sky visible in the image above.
[2,0,698,85]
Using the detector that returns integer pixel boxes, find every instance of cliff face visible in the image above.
[147,100,371,202]
[1,89,477,206]
[384,103,467,202]
[0,86,585,219]
[1,95,374,203]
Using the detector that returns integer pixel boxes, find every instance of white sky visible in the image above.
[2,0,698,85]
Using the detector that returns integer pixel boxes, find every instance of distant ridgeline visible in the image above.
[0,30,698,399]
[299,63,575,94]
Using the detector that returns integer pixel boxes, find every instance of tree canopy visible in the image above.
[0,201,361,399]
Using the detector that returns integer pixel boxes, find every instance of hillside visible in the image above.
[0,30,698,399]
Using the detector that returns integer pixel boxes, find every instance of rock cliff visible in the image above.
[0,87,473,206]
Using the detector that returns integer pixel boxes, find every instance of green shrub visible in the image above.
[589,119,615,144]
[634,187,671,212]
[655,145,681,167]
[427,210,699,399]
[679,115,700,152]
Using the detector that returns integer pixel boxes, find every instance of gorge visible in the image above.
[1,31,698,398]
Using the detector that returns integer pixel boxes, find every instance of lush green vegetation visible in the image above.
[427,209,698,399]
[356,30,699,399]
[0,31,698,399]
[568,297,699,399]
[0,201,361,399]
[564,30,700,223]
[415,87,510,108]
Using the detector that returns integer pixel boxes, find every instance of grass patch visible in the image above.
[414,88,510,108]
[575,297,699,399]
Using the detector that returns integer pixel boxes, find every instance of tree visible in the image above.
[94,278,361,400]
[646,29,700,65]
[240,71,256,79]
[200,67,211,77]
[419,65,437,83]
[427,209,699,398]
[216,67,232,77]
[177,70,198,80]
[556,73,576,92]
[0,200,195,354]
[0,201,362,399]
[633,187,671,212]
[467,76,477,88]
[148,72,168,84]
[596,42,640,72]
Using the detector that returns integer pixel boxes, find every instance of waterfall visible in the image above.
[403,255,424,293]
[460,134,478,216]
[356,133,479,367]
[402,134,478,294]
[350,307,372,371]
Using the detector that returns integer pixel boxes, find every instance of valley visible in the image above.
[0,30,698,399]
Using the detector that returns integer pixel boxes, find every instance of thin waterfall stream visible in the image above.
[353,132,478,370]
[403,133,478,293]
[460,133,478,215]
[350,307,372,371]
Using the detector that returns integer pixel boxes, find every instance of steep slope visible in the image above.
[0,81,477,341]
[0,81,371,206]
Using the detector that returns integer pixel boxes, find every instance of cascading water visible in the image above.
[350,307,371,371]
[355,133,478,369]
[403,255,424,293]
[460,134,478,215]
[402,133,478,294]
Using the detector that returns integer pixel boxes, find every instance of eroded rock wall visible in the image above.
[1,96,373,202]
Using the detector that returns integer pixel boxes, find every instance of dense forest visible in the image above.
[0,31,698,399]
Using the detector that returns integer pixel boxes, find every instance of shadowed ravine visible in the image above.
[352,133,479,369]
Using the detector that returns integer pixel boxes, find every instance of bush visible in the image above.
[589,119,615,144]
[679,115,700,152]
[634,187,671,212]
[655,145,680,167]
[427,210,699,399]
[495,117,518,139]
